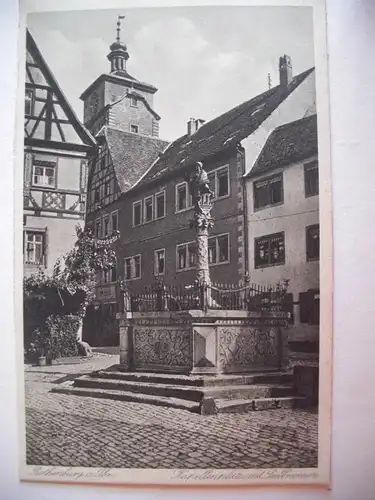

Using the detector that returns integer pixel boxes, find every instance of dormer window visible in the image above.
[130,96,138,107]
[131,124,139,134]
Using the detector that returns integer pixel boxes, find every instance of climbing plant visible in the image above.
[24,224,119,361]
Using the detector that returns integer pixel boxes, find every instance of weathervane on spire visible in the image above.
[116,15,126,43]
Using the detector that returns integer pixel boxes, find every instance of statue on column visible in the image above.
[188,162,215,293]
[188,162,214,230]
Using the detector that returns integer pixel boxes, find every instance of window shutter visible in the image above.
[80,161,88,192]
[284,293,294,324]
[24,153,33,195]
[43,228,48,269]
[299,292,310,323]
[308,289,320,325]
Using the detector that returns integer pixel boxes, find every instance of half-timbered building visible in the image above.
[80,22,169,345]
[24,30,96,278]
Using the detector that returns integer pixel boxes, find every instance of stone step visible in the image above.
[73,376,293,402]
[51,385,201,413]
[206,384,294,400]
[51,384,305,415]
[215,396,305,413]
[93,367,293,387]
[74,376,204,401]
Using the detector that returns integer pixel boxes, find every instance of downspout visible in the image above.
[238,145,249,277]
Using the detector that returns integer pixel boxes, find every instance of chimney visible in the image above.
[187,118,206,135]
[187,118,195,136]
[279,55,293,87]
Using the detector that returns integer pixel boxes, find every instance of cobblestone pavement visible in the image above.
[25,355,318,469]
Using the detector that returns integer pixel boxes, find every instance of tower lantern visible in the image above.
[107,15,130,75]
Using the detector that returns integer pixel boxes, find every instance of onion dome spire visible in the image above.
[107,15,130,74]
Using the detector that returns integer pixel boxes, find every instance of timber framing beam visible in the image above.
[24,137,96,154]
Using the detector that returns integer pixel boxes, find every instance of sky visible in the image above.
[27,6,314,141]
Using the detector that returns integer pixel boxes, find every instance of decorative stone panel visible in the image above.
[118,310,290,375]
[218,325,281,373]
[133,326,192,372]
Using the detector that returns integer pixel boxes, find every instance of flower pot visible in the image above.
[37,356,46,367]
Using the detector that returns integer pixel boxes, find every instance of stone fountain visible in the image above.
[54,163,301,414]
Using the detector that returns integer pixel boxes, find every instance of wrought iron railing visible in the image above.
[121,279,290,314]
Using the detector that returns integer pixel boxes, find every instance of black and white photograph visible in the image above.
[18,0,332,487]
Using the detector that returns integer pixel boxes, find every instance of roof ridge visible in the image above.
[271,112,317,132]
[106,126,169,145]
[136,66,315,189]
[183,67,314,143]
[247,110,318,178]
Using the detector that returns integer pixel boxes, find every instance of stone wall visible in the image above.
[119,310,290,375]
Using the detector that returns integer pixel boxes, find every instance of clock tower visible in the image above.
[80,16,161,137]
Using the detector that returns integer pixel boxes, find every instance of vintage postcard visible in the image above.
[16,0,332,488]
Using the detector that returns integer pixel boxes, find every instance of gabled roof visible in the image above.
[26,29,96,150]
[127,90,161,120]
[136,68,314,188]
[83,89,160,130]
[247,114,318,178]
[104,127,169,193]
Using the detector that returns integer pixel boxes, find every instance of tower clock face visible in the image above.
[90,92,100,115]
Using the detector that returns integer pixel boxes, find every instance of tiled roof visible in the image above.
[105,127,169,193]
[137,68,314,188]
[247,113,318,178]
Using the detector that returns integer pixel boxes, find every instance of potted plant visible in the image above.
[34,328,50,367]
[37,347,46,367]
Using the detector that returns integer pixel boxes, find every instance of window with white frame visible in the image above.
[176,241,196,271]
[32,161,56,187]
[133,201,142,226]
[154,249,165,275]
[111,211,118,233]
[208,166,230,199]
[306,224,320,261]
[102,268,110,284]
[94,188,100,203]
[155,191,166,219]
[124,255,141,280]
[25,89,34,115]
[111,258,118,282]
[208,234,230,265]
[102,215,110,237]
[254,173,283,210]
[103,259,117,283]
[176,182,192,212]
[130,96,138,107]
[254,232,285,268]
[95,219,101,238]
[104,178,111,197]
[144,196,153,223]
[304,161,319,197]
[24,231,45,265]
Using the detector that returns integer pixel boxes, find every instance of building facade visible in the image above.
[81,19,317,346]
[245,114,319,351]
[24,30,96,278]
[80,23,168,345]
